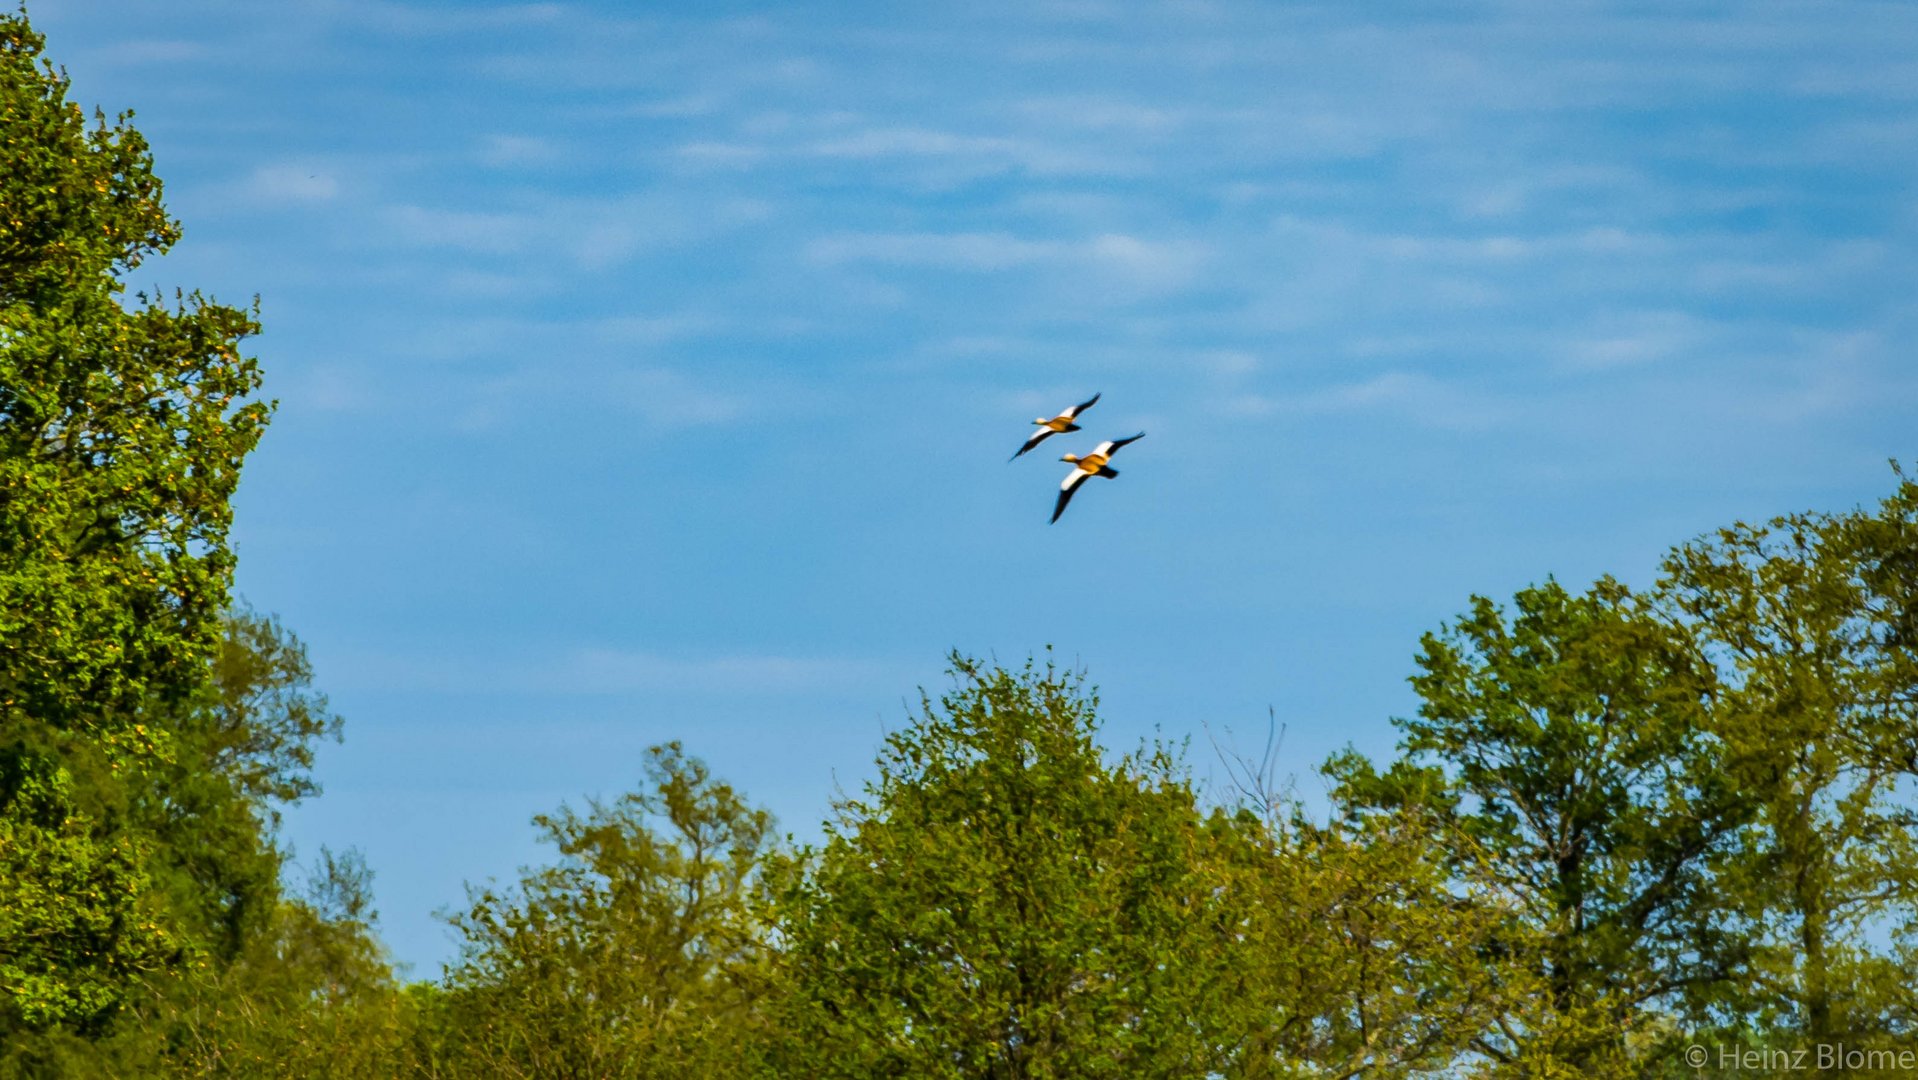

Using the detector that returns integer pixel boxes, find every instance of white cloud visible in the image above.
[1270,217,1670,265]
[1198,350,1259,376]
[585,314,724,346]
[1709,332,1899,425]
[554,649,885,694]
[1560,311,1717,372]
[613,368,751,428]
[247,164,340,203]
[808,127,1022,158]
[477,134,560,167]
[627,95,724,118]
[281,363,370,413]
[443,359,752,433]
[668,118,1132,181]
[806,230,1203,289]
[386,205,532,254]
[808,231,1059,271]
[379,194,772,267]
[803,126,1104,174]
[1086,232,1204,288]
[321,0,566,36]
[1231,372,1505,431]
[322,644,888,695]
[80,39,209,66]
[431,269,560,300]
[1688,239,1886,293]
[1012,96,1190,134]
[671,141,769,169]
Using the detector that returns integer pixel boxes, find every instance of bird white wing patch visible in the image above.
[1012,428,1055,460]
[1052,468,1092,522]
[1063,391,1101,419]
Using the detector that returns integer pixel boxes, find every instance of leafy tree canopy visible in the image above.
[1,10,271,1030]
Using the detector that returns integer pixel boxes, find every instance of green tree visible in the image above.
[99,848,416,1080]
[1330,578,1755,1076]
[765,654,1250,1079]
[1200,720,1517,1078]
[1217,796,1520,1079]
[432,742,775,1079]
[0,608,377,1077]
[1658,468,1918,1051]
[1,9,271,1032]
[136,606,343,964]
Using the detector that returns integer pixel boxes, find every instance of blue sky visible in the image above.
[36,0,1918,974]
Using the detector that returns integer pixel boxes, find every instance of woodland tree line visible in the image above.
[3,11,1916,1077]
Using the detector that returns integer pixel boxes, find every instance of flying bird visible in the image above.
[1010,392,1101,461]
[1051,432,1145,524]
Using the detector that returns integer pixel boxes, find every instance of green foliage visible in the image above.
[0,11,269,737]
[3,16,1913,1066]
[201,607,344,814]
[0,611,385,1076]
[765,654,1252,1078]
[98,849,414,1079]
[1220,800,1518,1078]
[1659,466,1918,1045]
[0,754,170,1033]
[429,742,776,1079]
[136,607,343,967]
[1331,578,1757,1074]
[1,8,271,1033]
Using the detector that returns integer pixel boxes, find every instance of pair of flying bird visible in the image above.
[1009,391,1145,523]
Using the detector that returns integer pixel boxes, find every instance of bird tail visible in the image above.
[1097,466,1118,478]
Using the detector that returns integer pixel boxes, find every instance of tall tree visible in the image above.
[1,10,271,1033]
[137,606,343,963]
[0,607,372,1077]
[1658,468,1918,1049]
[1211,792,1518,1079]
[433,742,775,1079]
[766,654,1250,1079]
[1330,578,1755,1075]
[87,848,416,1080]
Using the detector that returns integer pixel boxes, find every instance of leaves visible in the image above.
[0,9,272,1031]
[433,742,776,1080]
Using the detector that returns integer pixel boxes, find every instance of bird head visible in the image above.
[1061,452,1080,464]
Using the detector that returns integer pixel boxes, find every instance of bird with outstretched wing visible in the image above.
[1051,432,1145,523]
[1010,392,1101,461]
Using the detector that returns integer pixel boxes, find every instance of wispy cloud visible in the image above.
[385,205,530,254]
[318,0,567,36]
[449,362,754,433]
[476,133,561,167]
[379,194,772,267]
[555,649,887,694]
[1559,311,1720,372]
[806,230,1203,289]
[323,644,889,696]
[670,123,1125,182]
[1231,372,1506,432]
[247,164,341,203]
[804,125,1103,174]
[808,231,1061,271]
[78,39,209,66]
